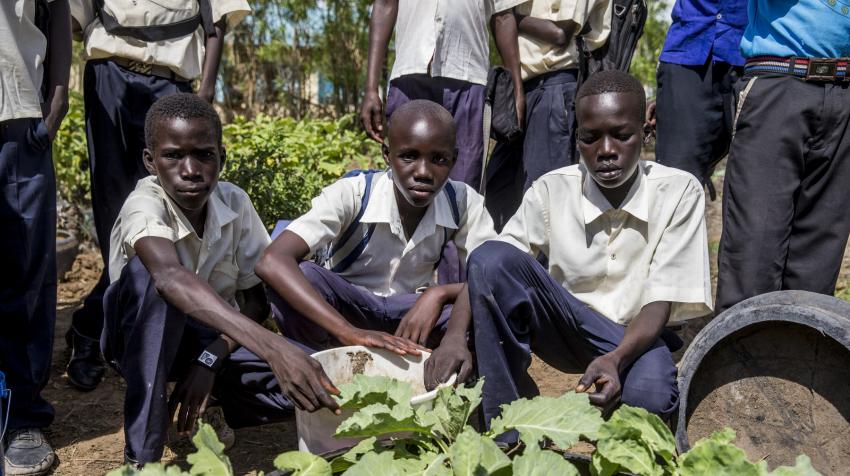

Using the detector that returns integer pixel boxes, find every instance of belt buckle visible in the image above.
[127,60,153,75]
[805,59,838,81]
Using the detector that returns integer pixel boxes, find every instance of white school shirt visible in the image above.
[498,161,713,325]
[515,0,611,80]
[0,0,56,123]
[287,172,497,297]
[69,0,250,80]
[390,0,526,86]
[109,176,270,307]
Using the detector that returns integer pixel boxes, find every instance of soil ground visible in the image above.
[44,165,849,475]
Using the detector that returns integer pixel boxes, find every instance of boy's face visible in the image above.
[143,117,223,215]
[576,92,643,190]
[383,116,457,208]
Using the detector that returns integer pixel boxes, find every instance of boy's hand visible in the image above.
[360,90,385,142]
[169,364,216,435]
[339,328,426,356]
[576,353,622,412]
[266,339,341,413]
[395,289,445,346]
[424,336,472,391]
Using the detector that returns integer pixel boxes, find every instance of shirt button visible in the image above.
[716,13,722,19]
[611,254,617,261]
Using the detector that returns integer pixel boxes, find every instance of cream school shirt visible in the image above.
[287,171,497,297]
[109,176,270,307]
[515,0,612,80]
[499,161,713,325]
[69,0,250,80]
[391,0,525,86]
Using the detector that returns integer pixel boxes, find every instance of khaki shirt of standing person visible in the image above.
[516,0,611,80]
[390,0,526,86]
[498,161,713,325]
[0,0,58,123]
[108,176,271,308]
[69,0,250,80]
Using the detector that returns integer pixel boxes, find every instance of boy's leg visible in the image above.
[69,60,192,389]
[0,118,57,471]
[103,256,189,464]
[468,241,678,427]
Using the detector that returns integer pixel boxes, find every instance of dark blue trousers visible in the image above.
[0,118,56,430]
[73,60,191,341]
[102,257,219,462]
[485,70,578,231]
[468,242,679,428]
[270,262,453,351]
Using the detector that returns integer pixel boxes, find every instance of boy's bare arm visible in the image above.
[360,0,399,142]
[491,9,525,127]
[576,301,671,409]
[198,18,226,103]
[255,230,425,355]
[515,13,579,48]
[44,0,72,140]
[134,236,341,413]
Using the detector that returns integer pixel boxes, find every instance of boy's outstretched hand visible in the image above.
[575,353,622,412]
[266,338,341,413]
[395,287,446,346]
[339,328,427,356]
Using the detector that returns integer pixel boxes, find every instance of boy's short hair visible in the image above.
[387,99,456,145]
[144,93,223,150]
[575,70,646,122]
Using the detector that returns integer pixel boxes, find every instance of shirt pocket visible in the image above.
[208,260,240,302]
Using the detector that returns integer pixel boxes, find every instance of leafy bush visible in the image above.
[108,377,821,476]
[51,94,381,231]
[221,114,381,228]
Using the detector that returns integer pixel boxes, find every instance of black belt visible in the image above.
[744,56,849,82]
[109,57,191,83]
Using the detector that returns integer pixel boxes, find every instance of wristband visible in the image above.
[196,350,224,373]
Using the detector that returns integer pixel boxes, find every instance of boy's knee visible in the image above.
[620,351,679,417]
[468,241,525,283]
[298,261,333,293]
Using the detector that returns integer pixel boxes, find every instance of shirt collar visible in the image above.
[360,172,459,239]
[157,179,239,244]
[581,161,649,224]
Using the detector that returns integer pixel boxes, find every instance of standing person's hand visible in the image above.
[41,89,68,141]
[515,90,526,131]
[575,353,622,413]
[265,338,341,413]
[169,364,216,435]
[395,288,445,346]
[360,90,385,142]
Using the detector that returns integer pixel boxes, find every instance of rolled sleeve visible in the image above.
[69,0,95,30]
[212,0,251,30]
[285,178,358,257]
[497,182,549,257]
[234,197,271,290]
[643,183,713,323]
[452,186,498,265]
[108,192,177,282]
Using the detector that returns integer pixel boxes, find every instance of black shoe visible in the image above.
[66,329,105,391]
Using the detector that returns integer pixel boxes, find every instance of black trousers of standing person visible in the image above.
[0,118,56,430]
[485,70,577,231]
[655,60,742,189]
[716,74,850,315]
[70,60,191,342]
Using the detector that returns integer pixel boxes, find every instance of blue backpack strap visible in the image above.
[329,171,380,273]
[434,182,462,271]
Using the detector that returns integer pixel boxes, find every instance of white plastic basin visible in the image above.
[295,345,454,455]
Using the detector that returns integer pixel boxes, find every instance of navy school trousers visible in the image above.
[0,118,56,430]
[468,241,679,430]
[72,60,192,342]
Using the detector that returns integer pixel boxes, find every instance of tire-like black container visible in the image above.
[676,291,850,475]
[56,229,79,281]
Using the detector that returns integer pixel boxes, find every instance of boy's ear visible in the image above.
[219,145,227,170]
[142,148,157,175]
[381,143,390,166]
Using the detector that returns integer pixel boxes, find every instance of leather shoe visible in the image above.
[66,329,105,391]
[4,428,55,476]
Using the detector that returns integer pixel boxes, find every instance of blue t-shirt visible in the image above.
[660,0,748,66]
[740,0,850,58]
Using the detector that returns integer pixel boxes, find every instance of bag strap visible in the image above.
[329,172,379,273]
[434,182,463,271]
[94,0,216,43]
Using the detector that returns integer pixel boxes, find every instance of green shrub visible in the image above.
[53,90,91,206]
[221,114,381,229]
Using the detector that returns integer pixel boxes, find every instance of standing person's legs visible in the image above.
[0,118,57,474]
[781,83,850,293]
[715,75,815,314]
[103,257,214,464]
[269,262,452,350]
[655,60,739,186]
[68,60,191,390]
[468,241,678,428]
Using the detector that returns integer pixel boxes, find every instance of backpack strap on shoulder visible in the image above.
[329,171,380,273]
[94,0,213,42]
[443,182,461,228]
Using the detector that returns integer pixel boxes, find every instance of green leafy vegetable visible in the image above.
[488,393,603,449]
[274,451,333,476]
[677,429,764,476]
[512,446,580,476]
[769,456,821,476]
[335,375,414,410]
[187,423,233,476]
[449,427,511,476]
[335,402,431,438]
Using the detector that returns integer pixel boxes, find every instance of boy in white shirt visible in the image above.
[426,71,713,429]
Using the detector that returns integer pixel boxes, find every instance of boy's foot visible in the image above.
[4,428,55,476]
[200,406,236,451]
[65,328,106,391]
